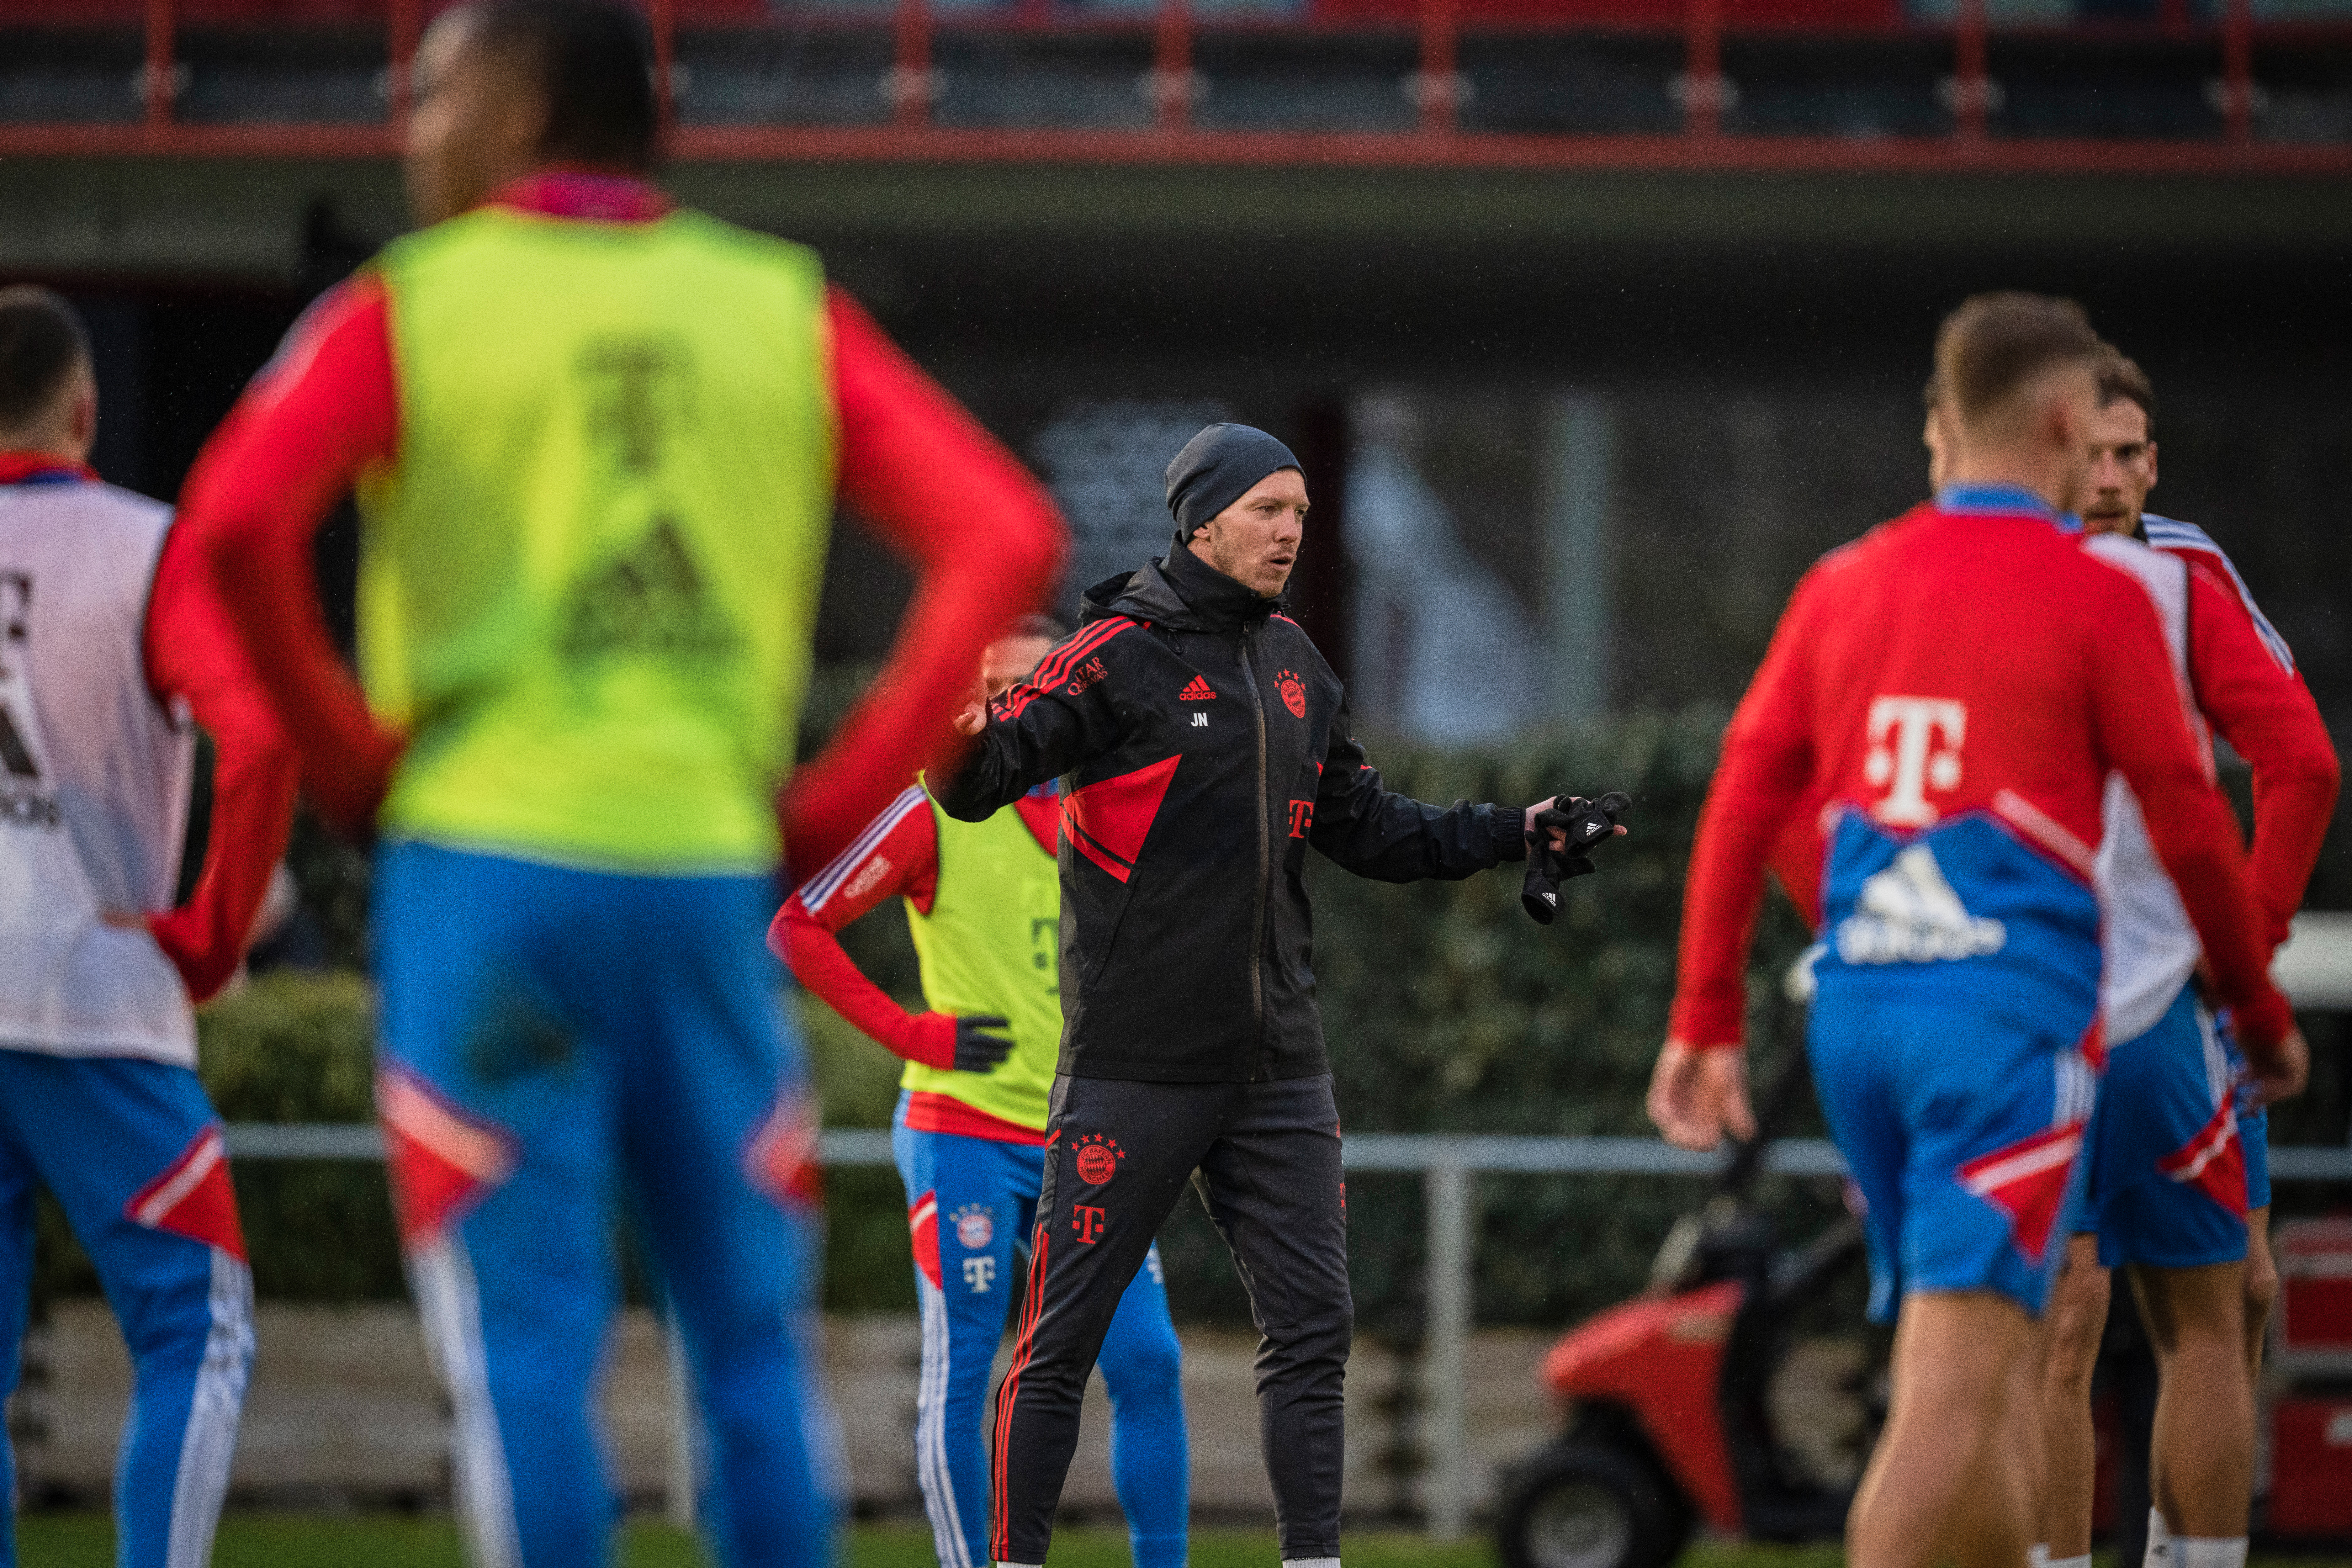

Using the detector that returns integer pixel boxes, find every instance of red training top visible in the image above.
[1760,516,2339,961]
[2141,517,2339,953]
[771,784,1061,1144]
[1668,487,2294,1057]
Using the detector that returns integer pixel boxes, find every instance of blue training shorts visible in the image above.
[2076,984,2253,1269]
[1810,990,2097,1322]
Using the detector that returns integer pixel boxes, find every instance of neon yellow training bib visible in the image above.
[902,796,1062,1132]
[361,204,835,870]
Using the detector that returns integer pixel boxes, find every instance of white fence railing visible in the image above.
[217,900,2352,1541]
[220,1124,2352,1539]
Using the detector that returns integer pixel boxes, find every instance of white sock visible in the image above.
[2177,1539,2249,1568]
[2054,1554,2094,1568]
[996,1562,1044,1567]
[1284,1560,1342,1568]
[2144,1508,2172,1568]
[2031,1546,2051,1568]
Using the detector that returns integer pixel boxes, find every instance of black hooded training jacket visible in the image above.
[935,546,1531,1083]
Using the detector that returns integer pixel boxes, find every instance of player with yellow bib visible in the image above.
[176,4,1062,1565]
[776,620,1189,1568]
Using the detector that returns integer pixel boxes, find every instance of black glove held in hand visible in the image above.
[951,1014,1016,1075]
[1522,791,1632,925]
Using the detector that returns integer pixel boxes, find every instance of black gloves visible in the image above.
[1522,792,1632,925]
[951,1014,1016,1075]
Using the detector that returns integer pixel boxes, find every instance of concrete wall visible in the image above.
[6,1305,1569,1524]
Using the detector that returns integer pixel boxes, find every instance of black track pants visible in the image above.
[990,1072,1351,1565]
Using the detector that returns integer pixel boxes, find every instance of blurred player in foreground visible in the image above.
[0,287,298,1567]
[775,618,1191,1568]
[1650,294,2304,1568]
[175,2,1062,1561]
[2034,354,2336,1568]
[938,422,1624,1568]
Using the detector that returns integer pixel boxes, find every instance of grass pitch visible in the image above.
[15,1517,1501,1567]
[10,1516,2339,1568]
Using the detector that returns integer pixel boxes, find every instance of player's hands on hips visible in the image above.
[2243,1024,2309,1106]
[312,724,405,845]
[1646,1040,1758,1150]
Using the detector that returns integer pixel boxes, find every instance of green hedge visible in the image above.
[36,704,2341,1344]
[41,707,1825,1332]
[28,972,943,1313]
[796,704,1842,1331]
[1309,708,1834,1340]
[32,973,403,1311]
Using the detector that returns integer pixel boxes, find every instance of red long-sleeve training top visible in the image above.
[1667,489,2296,1059]
[1759,517,2338,964]
[143,506,303,1000]
[768,781,1061,1142]
[2145,518,2339,953]
[177,172,1066,879]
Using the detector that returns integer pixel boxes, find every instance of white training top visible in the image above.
[2085,532,2208,1049]
[0,475,198,1066]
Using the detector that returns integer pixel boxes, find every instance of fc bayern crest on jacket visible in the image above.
[1277,669,1308,718]
[1073,1133,1126,1186]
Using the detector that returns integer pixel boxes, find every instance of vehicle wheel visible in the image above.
[1495,1439,1694,1568]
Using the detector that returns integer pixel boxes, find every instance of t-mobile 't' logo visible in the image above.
[961,1255,997,1292]
[1072,1205,1106,1245]
[1863,697,1967,826]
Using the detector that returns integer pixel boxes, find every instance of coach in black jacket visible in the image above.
[938,423,1604,1568]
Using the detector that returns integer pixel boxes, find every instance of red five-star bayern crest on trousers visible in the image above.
[1073,1134,1125,1186]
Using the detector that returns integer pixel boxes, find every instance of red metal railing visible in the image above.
[1,0,2344,170]
[142,0,176,127]
[1953,0,1987,140]
[386,0,419,121]
[2221,0,2256,141]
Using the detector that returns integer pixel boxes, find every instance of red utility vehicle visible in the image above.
[2267,1216,2352,1539]
[1496,1065,2352,1568]
[1495,1048,1878,1568]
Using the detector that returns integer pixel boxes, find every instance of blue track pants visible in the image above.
[0,1051,253,1568]
[373,840,834,1568]
[892,1094,1189,1568]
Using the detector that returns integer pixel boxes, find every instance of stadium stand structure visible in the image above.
[0,0,2347,168]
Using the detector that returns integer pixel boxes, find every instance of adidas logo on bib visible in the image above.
[1835,843,2006,965]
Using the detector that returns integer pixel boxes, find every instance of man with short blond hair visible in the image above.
[1651,294,2303,1568]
